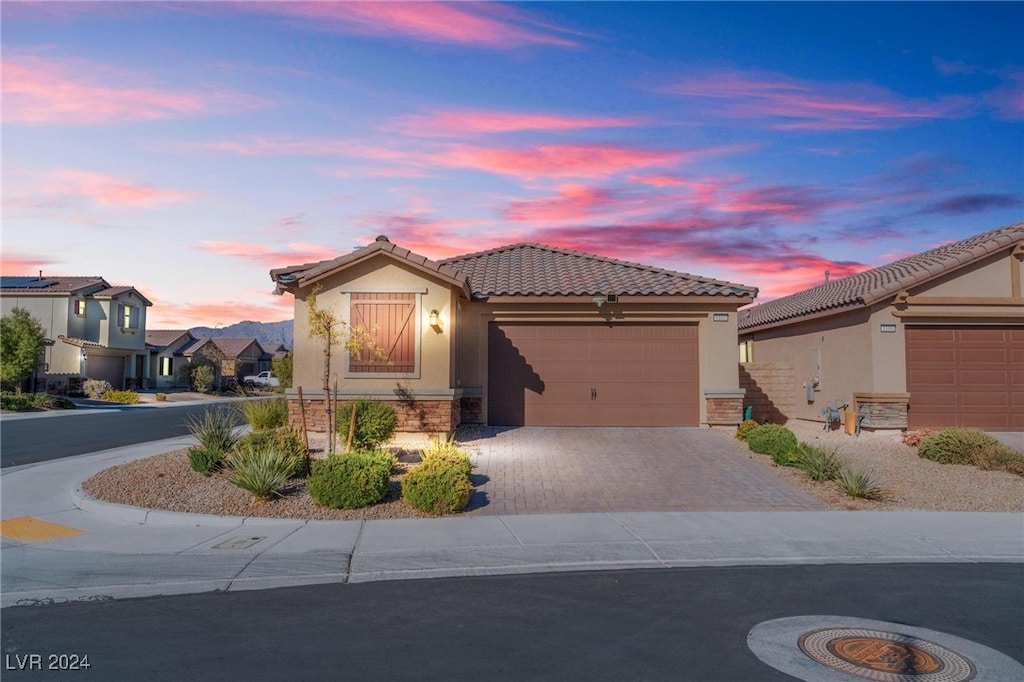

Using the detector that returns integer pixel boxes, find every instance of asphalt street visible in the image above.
[0,402,241,468]
[3,563,1022,681]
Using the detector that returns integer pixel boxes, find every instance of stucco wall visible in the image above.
[289,256,458,397]
[1,295,81,375]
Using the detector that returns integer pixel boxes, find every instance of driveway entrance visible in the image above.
[463,427,826,515]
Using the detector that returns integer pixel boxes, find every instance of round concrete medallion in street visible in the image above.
[748,616,1024,682]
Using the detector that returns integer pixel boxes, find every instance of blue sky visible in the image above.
[3,1,1022,328]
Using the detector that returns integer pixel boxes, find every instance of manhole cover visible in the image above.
[747,616,1024,682]
[798,627,976,681]
[214,536,265,549]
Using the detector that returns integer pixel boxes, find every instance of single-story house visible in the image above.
[1,275,152,392]
[177,337,269,387]
[270,235,757,436]
[738,221,1023,432]
[146,329,197,389]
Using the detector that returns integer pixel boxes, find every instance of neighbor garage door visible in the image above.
[487,323,699,426]
[87,354,125,390]
[906,326,1024,431]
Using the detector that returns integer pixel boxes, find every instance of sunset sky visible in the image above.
[3,1,1022,328]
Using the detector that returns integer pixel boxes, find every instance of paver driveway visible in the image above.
[462,427,826,515]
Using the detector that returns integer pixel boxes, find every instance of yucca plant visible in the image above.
[237,397,289,431]
[183,407,241,454]
[793,443,842,481]
[836,466,885,500]
[228,447,295,501]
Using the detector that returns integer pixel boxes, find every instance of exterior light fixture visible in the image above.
[81,349,88,360]
[429,309,441,330]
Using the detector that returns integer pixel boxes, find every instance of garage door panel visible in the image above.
[907,326,1021,431]
[488,322,699,426]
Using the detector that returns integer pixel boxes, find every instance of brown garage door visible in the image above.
[488,323,699,426]
[906,326,1024,431]
[87,354,125,389]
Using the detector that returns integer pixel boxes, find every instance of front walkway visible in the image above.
[462,427,826,515]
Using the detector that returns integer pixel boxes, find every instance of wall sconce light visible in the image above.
[429,309,442,331]
[81,349,88,361]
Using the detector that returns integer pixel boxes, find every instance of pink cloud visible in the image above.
[148,298,293,329]
[661,69,975,130]
[391,109,639,137]
[2,55,262,126]
[197,241,341,268]
[37,170,196,207]
[0,251,62,275]
[254,1,582,49]
[628,174,689,187]
[442,143,708,179]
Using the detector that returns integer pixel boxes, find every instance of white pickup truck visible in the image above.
[242,371,280,388]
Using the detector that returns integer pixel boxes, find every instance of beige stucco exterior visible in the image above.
[740,246,1024,426]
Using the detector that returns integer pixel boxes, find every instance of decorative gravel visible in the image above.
[81,449,432,521]
[717,421,1024,512]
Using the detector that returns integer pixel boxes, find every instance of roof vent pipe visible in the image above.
[824,270,830,283]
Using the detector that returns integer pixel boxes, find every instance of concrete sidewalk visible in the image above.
[1,438,1022,608]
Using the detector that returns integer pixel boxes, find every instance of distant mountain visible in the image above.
[190,320,293,349]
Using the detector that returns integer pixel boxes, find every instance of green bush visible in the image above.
[402,458,473,515]
[836,466,885,500]
[188,446,225,476]
[190,364,215,392]
[229,446,295,500]
[184,407,241,454]
[735,419,760,442]
[336,400,399,450]
[1,392,32,411]
[792,443,842,481]
[918,428,999,465]
[746,424,798,459]
[973,442,1024,478]
[238,397,289,431]
[236,428,308,477]
[103,389,141,405]
[420,438,472,479]
[308,453,391,509]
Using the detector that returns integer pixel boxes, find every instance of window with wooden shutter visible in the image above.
[348,292,417,374]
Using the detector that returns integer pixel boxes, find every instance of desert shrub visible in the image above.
[31,393,74,409]
[238,397,289,431]
[918,428,999,465]
[336,400,399,450]
[229,447,295,500]
[735,419,760,442]
[972,442,1024,478]
[188,446,225,476]
[420,438,472,478]
[835,466,886,500]
[155,393,167,402]
[792,443,842,481]
[83,379,111,399]
[236,428,308,477]
[308,453,391,509]
[184,407,241,454]
[746,424,798,459]
[0,392,32,411]
[901,429,935,448]
[190,364,215,393]
[402,458,473,515]
[103,389,141,405]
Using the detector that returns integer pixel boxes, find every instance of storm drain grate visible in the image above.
[214,536,265,549]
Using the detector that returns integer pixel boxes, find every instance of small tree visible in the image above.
[0,307,47,393]
[272,353,293,389]
[305,286,380,456]
[191,363,216,392]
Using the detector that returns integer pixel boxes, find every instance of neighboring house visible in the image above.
[270,235,757,436]
[738,222,1023,432]
[0,275,152,392]
[145,330,197,389]
[176,336,269,386]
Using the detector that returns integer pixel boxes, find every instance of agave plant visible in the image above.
[183,407,242,454]
[229,447,295,501]
[836,466,885,500]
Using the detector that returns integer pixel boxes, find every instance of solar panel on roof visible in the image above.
[0,276,58,289]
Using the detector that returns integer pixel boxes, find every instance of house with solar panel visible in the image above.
[0,275,152,393]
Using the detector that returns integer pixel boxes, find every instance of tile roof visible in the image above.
[146,330,193,351]
[211,337,264,357]
[441,243,757,298]
[270,236,470,296]
[738,221,1024,331]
